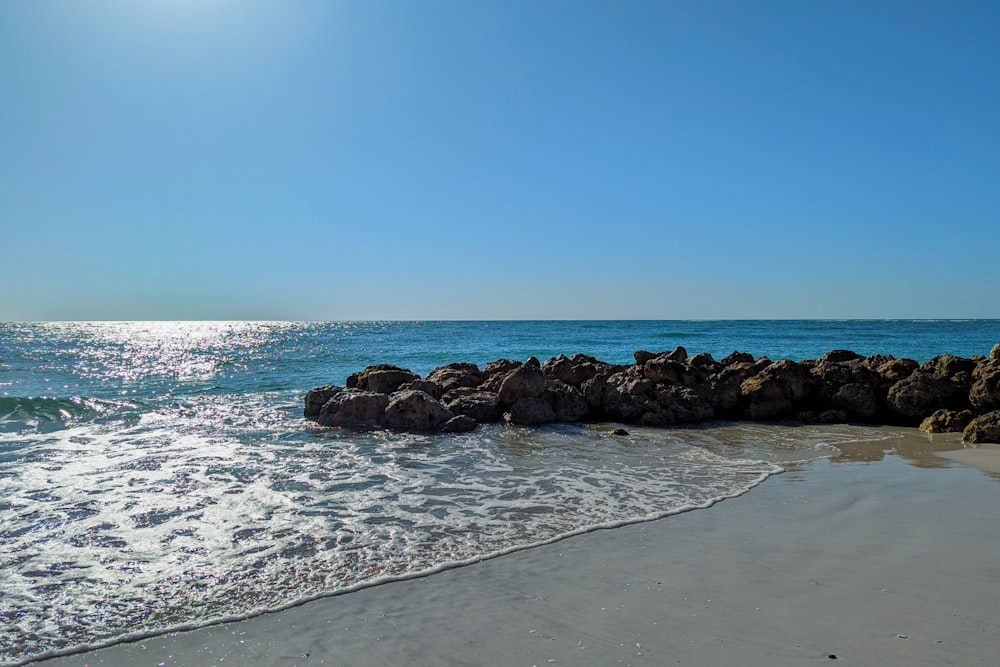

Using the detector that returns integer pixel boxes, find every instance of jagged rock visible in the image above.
[721,351,755,366]
[317,390,389,427]
[304,385,342,418]
[505,397,556,425]
[656,385,715,423]
[581,367,618,412]
[740,359,811,420]
[970,359,1000,413]
[885,354,974,423]
[687,352,718,368]
[480,359,523,392]
[425,363,482,393]
[664,346,688,362]
[441,414,477,433]
[398,379,444,400]
[643,356,683,384]
[602,370,657,421]
[634,350,656,365]
[442,388,501,423]
[383,390,454,432]
[920,409,975,434]
[810,358,880,419]
[542,379,590,422]
[497,364,546,406]
[963,410,1000,444]
[364,368,420,394]
[708,362,758,415]
[525,356,541,368]
[541,354,600,387]
[991,343,1000,361]
[820,350,864,364]
[350,364,416,392]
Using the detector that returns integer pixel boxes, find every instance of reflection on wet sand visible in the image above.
[829,426,1000,480]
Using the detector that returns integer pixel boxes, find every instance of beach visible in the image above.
[32,427,1000,666]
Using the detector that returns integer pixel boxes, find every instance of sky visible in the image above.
[1,0,998,320]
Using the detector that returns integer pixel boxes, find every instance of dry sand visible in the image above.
[34,428,1000,666]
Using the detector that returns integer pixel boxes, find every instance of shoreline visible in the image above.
[32,426,1000,666]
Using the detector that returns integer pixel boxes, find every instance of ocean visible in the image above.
[1,320,998,665]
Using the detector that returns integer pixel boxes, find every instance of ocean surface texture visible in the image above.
[1,320,997,665]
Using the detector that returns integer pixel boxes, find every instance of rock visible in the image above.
[364,368,420,394]
[664,346,688,362]
[969,359,1000,413]
[317,390,389,427]
[643,356,683,384]
[634,350,656,365]
[656,385,715,423]
[497,364,546,406]
[425,363,482,393]
[740,359,811,420]
[820,350,863,364]
[687,352,717,368]
[963,410,1000,444]
[351,364,417,392]
[919,409,975,434]
[480,359,523,392]
[304,385,342,418]
[707,362,758,416]
[886,370,970,422]
[601,370,657,421]
[541,354,600,387]
[505,397,556,425]
[383,390,454,432]
[611,428,629,436]
[810,359,880,419]
[721,351,755,366]
[398,379,444,400]
[991,343,1000,361]
[580,368,617,412]
[921,354,976,379]
[542,379,590,422]
[525,356,541,368]
[441,414,477,433]
[442,388,501,423]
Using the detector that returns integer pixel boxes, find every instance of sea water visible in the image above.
[1,320,997,665]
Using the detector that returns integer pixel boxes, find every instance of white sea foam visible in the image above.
[0,400,892,666]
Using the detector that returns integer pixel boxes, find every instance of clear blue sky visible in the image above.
[1,0,998,320]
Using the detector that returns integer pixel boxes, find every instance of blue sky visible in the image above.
[1,0,998,320]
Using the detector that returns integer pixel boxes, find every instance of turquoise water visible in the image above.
[0,320,997,665]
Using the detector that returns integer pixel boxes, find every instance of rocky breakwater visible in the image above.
[304,344,1000,444]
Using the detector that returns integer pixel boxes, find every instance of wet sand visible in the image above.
[34,428,1000,666]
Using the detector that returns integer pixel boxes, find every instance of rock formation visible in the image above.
[302,345,1000,443]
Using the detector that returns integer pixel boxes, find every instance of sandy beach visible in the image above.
[33,427,1000,667]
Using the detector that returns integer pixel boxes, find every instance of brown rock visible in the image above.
[542,379,590,422]
[383,390,454,432]
[317,390,389,427]
[480,359,523,392]
[919,409,975,434]
[425,363,482,393]
[497,364,546,406]
[969,359,1000,413]
[442,388,501,423]
[364,368,420,394]
[505,397,557,425]
[304,385,342,418]
[398,379,444,400]
[441,414,477,433]
[963,410,1000,444]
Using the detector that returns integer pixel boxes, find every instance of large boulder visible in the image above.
[963,410,1000,444]
[398,379,444,400]
[969,359,1000,413]
[349,365,418,393]
[505,397,557,426]
[317,390,389,427]
[887,367,971,422]
[656,385,715,423]
[740,359,811,420]
[425,363,483,393]
[643,356,683,384]
[720,351,755,366]
[480,359,523,392]
[810,358,880,419]
[441,414,477,433]
[442,388,501,423]
[304,385,342,418]
[919,409,975,434]
[542,379,590,422]
[383,390,454,432]
[601,370,658,421]
[541,354,601,387]
[497,364,546,406]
